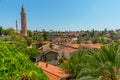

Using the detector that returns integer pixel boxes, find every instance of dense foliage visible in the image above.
[61,44,120,80]
[26,45,42,62]
[61,50,86,79]
[0,26,17,36]
[92,37,110,44]
[3,35,42,62]
[0,41,49,80]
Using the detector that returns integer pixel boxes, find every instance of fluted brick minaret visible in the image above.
[21,5,27,36]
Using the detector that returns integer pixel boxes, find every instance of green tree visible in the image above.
[90,29,95,37]
[2,29,8,35]
[77,36,82,44]
[86,44,120,80]
[100,38,110,44]
[26,45,42,62]
[5,28,16,35]
[0,41,49,80]
[27,30,32,37]
[3,35,42,62]
[92,37,100,43]
[32,33,44,41]
[0,26,2,35]
[60,50,86,79]
[61,44,120,80]
[24,36,33,46]
[42,29,50,41]
[9,35,28,53]
[43,31,49,41]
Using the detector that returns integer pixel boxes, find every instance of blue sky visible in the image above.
[0,0,120,31]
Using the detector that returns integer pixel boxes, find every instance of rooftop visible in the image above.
[36,62,69,80]
[59,47,77,54]
[79,43,103,49]
[64,43,80,49]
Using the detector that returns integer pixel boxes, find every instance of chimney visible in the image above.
[46,63,48,67]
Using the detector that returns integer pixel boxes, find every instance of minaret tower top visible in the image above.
[16,20,18,32]
[21,5,26,14]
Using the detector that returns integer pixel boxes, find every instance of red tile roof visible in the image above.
[64,43,80,49]
[79,43,103,49]
[36,62,69,80]
[60,47,77,54]
[71,44,80,49]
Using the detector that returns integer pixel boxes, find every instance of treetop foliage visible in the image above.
[61,44,120,80]
[0,41,49,80]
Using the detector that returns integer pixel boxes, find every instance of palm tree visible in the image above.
[86,44,120,80]
[60,50,86,79]
[61,44,120,80]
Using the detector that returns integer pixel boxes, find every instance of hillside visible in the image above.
[0,41,49,80]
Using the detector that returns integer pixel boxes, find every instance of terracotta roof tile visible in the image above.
[60,47,77,54]
[80,43,103,49]
[36,62,69,80]
[71,44,80,49]
[64,43,80,49]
